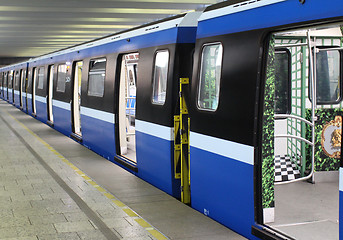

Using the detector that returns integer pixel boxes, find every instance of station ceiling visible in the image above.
[0,0,220,58]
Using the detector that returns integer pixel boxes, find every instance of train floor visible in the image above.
[0,100,246,240]
[270,180,339,239]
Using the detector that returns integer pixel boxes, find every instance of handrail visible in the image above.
[275,42,308,49]
[275,31,316,185]
[274,134,313,146]
[275,114,314,127]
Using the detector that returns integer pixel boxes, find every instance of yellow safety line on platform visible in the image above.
[6,111,168,240]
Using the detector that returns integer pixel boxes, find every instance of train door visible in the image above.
[3,72,7,100]
[8,71,13,103]
[20,69,24,108]
[116,53,139,163]
[32,68,37,116]
[21,69,27,111]
[0,73,2,98]
[14,70,20,107]
[261,24,342,239]
[72,61,83,137]
[47,65,54,124]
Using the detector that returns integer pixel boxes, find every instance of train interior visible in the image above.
[47,65,54,124]
[118,53,138,163]
[262,23,343,239]
[72,61,83,137]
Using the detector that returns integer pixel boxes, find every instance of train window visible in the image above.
[197,43,223,111]
[88,58,106,97]
[3,72,7,87]
[15,71,20,89]
[309,48,342,104]
[8,71,13,88]
[22,69,26,92]
[152,50,169,105]
[57,64,68,93]
[37,67,45,90]
[274,50,291,114]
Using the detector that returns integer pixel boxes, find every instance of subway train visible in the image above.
[1,0,343,239]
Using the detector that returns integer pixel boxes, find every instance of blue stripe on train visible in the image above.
[52,105,72,136]
[136,131,180,198]
[35,100,47,123]
[80,114,116,161]
[14,93,20,108]
[8,90,13,103]
[197,0,343,39]
[190,146,258,240]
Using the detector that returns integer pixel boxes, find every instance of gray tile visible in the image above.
[102,217,134,229]
[0,216,31,228]
[63,212,89,222]
[54,221,96,233]
[114,226,151,238]
[13,207,49,217]
[77,230,112,240]
[1,237,38,240]
[29,213,67,225]
[37,232,81,240]
[96,209,128,219]
[46,204,81,214]
[15,224,57,237]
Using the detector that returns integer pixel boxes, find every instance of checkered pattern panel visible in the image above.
[274,155,301,182]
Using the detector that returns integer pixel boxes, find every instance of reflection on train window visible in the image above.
[22,70,26,92]
[310,49,341,104]
[8,71,13,88]
[152,50,169,105]
[37,67,45,90]
[3,72,7,87]
[88,58,106,97]
[274,50,291,114]
[15,71,20,88]
[197,43,223,111]
[57,64,68,93]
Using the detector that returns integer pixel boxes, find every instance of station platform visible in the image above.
[0,100,246,240]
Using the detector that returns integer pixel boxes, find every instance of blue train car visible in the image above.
[188,0,343,239]
[1,1,343,239]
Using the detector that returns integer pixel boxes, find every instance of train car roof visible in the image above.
[199,0,286,22]
[28,11,201,63]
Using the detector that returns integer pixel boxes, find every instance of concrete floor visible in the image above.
[0,100,246,240]
[270,180,339,239]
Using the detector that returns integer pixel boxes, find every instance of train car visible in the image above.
[1,1,343,239]
[0,12,201,198]
[1,63,28,107]
[188,0,343,239]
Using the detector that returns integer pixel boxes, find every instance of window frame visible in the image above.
[196,42,224,112]
[56,64,68,93]
[37,66,45,90]
[151,49,170,105]
[308,46,343,105]
[274,48,292,115]
[87,57,107,98]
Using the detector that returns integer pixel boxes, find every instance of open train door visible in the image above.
[116,53,139,163]
[259,25,343,239]
[71,61,83,140]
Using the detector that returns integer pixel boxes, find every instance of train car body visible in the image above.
[1,1,343,239]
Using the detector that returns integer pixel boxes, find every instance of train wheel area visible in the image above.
[0,100,245,240]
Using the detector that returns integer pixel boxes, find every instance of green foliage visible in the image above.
[305,108,342,171]
[262,38,275,209]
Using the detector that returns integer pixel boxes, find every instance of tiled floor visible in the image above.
[274,155,301,182]
[0,100,246,240]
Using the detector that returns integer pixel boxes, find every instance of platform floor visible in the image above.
[0,100,246,240]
